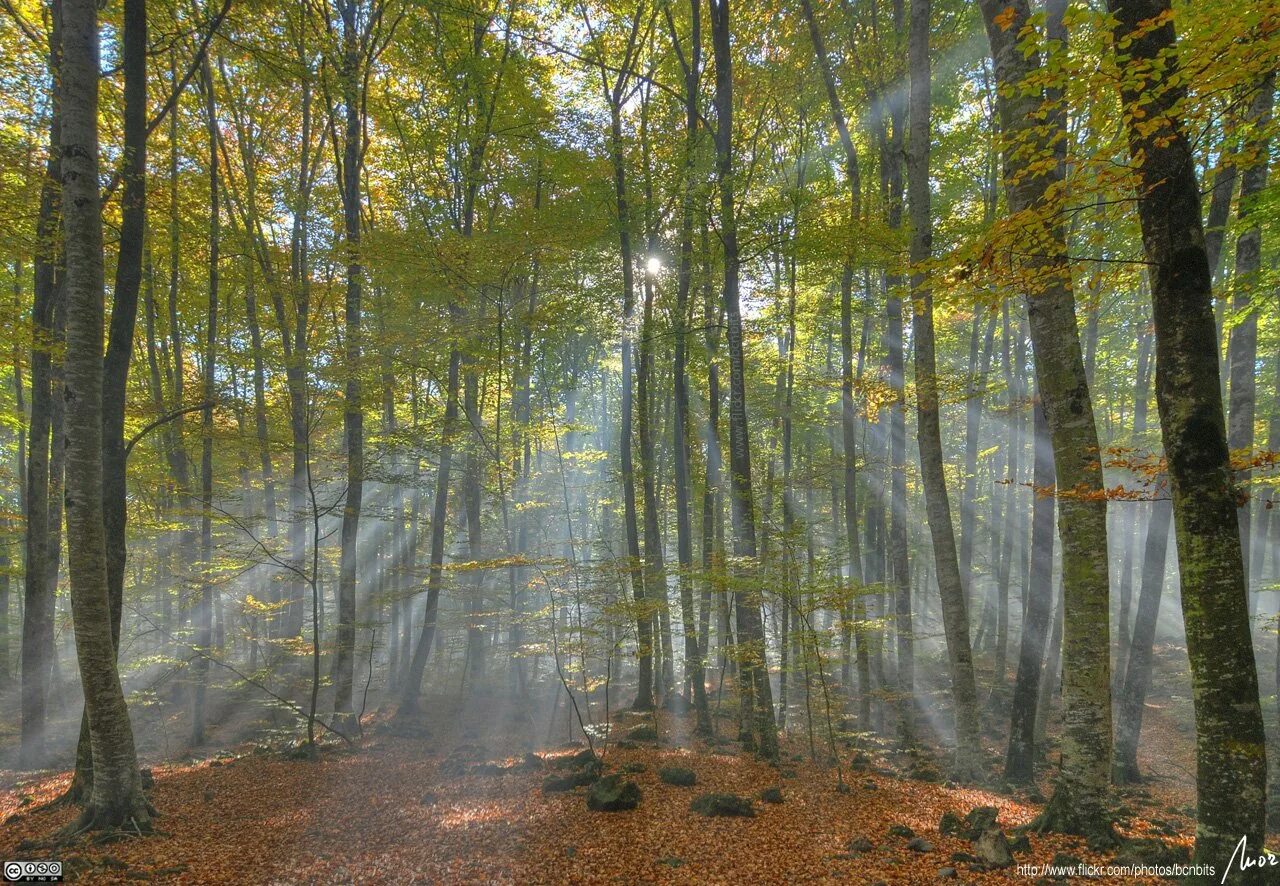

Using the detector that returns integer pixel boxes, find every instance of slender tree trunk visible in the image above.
[710,0,776,761]
[1226,73,1272,611]
[1106,0,1267,865]
[669,0,711,734]
[191,57,220,747]
[1005,397,1055,782]
[21,0,61,768]
[1113,494,1172,782]
[909,0,982,780]
[400,346,460,716]
[607,97,653,711]
[333,0,366,726]
[701,225,723,676]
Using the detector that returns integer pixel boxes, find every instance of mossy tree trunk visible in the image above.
[980,0,1113,839]
[1106,0,1267,868]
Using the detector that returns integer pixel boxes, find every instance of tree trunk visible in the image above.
[1005,396,1055,782]
[669,0,711,734]
[1226,72,1273,609]
[980,0,1113,838]
[710,0,776,761]
[60,0,150,828]
[333,0,366,727]
[21,0,61,768]
[400,346,460,716]
[191,56,220,747]
[1106,0,1267,865]
[1113,494,1172,782]
[67,0,147,798]
[909,0,982,780]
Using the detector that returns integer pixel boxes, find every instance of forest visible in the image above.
[0,0,1277,882]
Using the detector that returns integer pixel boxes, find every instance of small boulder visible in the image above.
[690,792,754,817]
[962,806,1000,840]
[659,765,697,787]
[542,762,601,793]
[553,748,599,770]
[586,774,641,812]
[621,762,647,774]
[973,829,1012,869]
[1008,833,1031,855]
[906,837,935,853]
[1048,852,1083,878]
[846,836,875,854]
[937,868,957,880]
[759,787,784,804]
[626,724,659,742]
[939,810,962,836]
[908,763,943,783]
[888,824,915,839]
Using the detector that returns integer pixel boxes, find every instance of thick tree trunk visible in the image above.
[68,0,147,798]
[980,0,1113,838]
[60,0,150,829]
[1106,0,1267,866]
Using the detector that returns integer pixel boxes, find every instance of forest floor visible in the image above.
[0,681,1215,885]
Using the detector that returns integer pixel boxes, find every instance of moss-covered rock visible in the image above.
[690,792,754,817]
[961,806,999,840]
[658,765,697,786]
[586,774,641,812]
[542,761,601,793]
[626,724,659,742]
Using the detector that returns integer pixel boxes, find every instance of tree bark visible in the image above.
[908,0,982,779]
[1105,0,1267,866]
[980,0,1113,837]
[668,0,711,735]
[1226,72,1273,608]
[60,0,150,828]
[1005,396,1055,782]
[191,56,220,747]
[20,0,62,769]
[710,0,776,761]
[334,0,366,725]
